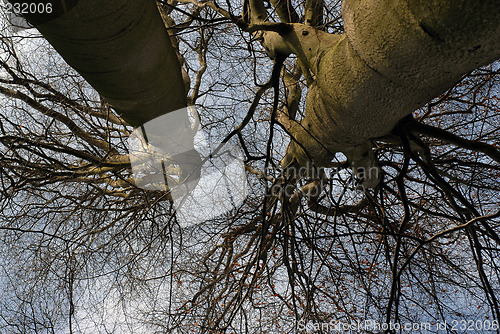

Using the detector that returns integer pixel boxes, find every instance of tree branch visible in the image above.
[409,119,500,164]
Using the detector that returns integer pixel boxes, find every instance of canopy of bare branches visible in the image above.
[0,0,499,333]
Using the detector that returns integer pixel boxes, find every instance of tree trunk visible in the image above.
[11,0,203,189]
[271,0,500,186]
[11,0,187,126]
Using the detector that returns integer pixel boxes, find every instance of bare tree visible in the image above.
[1,0,499,333]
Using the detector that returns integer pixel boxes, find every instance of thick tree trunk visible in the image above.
[12,0,187,126]
[273,0,500,186]
[12,0,201,189]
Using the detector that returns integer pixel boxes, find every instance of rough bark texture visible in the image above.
[14,0,187,126]
[278,0,500,180]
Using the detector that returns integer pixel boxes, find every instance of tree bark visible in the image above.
[271,0,500,185]
[11,0,187,126]
[11,0,201,189]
